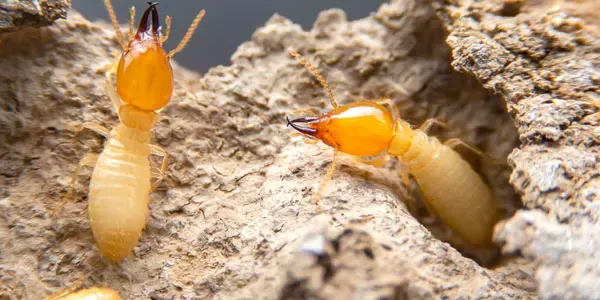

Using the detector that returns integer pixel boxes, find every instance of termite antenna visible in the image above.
[161,15,172,43]
[104,0,127,50]
[127,6,136,41]
[289,50,338,108]
[168,8,206,57]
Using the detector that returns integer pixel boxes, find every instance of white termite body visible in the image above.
[88,120,152,261]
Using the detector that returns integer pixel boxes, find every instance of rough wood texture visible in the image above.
[0,0,542,299]
[0,0,70,33]
[434,0,600,299]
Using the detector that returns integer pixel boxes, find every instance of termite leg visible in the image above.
[66,122,108,142]
[81,122,110,138]
[290,132,319,144]
[161,16,172,44]
[302,137,319,145]
[46,274,86,300]
[149,144,169,191]
[151,168,174,189]
[346,153,390,168]
[396,163,411,189]
[54,154,99,215]
[104,59,122,112]
[168,9,206,57]
[394,160,420,215]
[150,168,164,192]
[289,50,338,108]
[443,138,481,154]
[128,6,136,41]
[418,118,447,134]
[443,138,502,165]
[348,96,400,118]
[371,98,399,120]
[311,149,340,210]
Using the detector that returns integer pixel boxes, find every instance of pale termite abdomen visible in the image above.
[394,128,498,247]
[47,286,121,300]
[88,124,151,261]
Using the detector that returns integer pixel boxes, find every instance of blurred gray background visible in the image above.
[73,1,383,73]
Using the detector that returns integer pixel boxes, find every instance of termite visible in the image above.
[286,50,500,247]
[57,1,205,261]
[46,287,121,300]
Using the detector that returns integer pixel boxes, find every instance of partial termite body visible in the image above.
[287,51,499,247]
[46,287,121,300]
[59,1,205,261]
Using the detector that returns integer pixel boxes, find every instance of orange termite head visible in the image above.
[116,2,174,112]
[287,102,396,157]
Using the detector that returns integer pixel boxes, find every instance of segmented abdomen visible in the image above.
[53,287,121,300]
[402,131,498,247]
[88,135,150,261]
